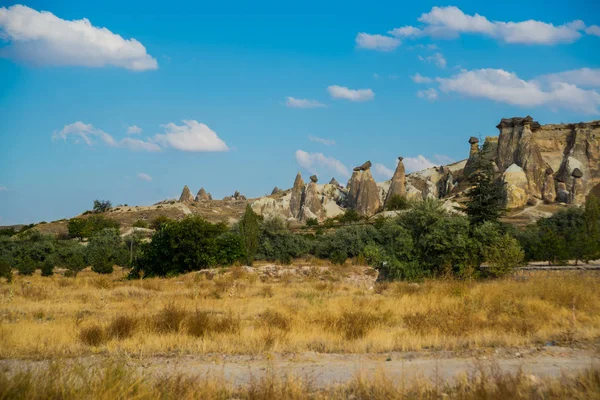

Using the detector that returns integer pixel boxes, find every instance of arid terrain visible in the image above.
[1,263,599,397]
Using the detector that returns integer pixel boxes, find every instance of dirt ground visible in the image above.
[2,346,598,387]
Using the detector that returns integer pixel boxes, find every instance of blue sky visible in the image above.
[1,0,599,225]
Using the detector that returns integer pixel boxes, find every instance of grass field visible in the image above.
[1,264,600,359]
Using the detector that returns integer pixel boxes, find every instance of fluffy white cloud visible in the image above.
[308,135,336,146]
[0,5,157,70]
[404,155,435,172]
[355,32,400,51]
[587,25,600,36]
[412,73,433,83]
[327,85,374,102]
[285,96,326,108]
[537,68,600,88]
[154,120,229,152]
[53,121,117,146]
[389,6,590,45]
[127,125,142,134]
[417,88,438,101]
[436,68,600,114]
[373,163,394,180]
[137,173,152,182]
[121,137,161,152]
[295,150,350,178]
[419,52,446,68]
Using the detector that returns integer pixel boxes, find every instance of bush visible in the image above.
[134,216,234,277]
[16,255,36,276]
[257,218,312,264]
[41,258,54,277]
[337,209,362,224]
[0,259,12,282]
[132,219,148,228]
[55,241,87,277]
[386,195,410,211]
[153,304,187,333]
[187,311,240,337]
[305,218,318,227]
[87,229,127,274]
[79,324,107,346]
[68,216,120,240]
[149,216,174,230]
[483,234,525,277]
[107,315,137,340]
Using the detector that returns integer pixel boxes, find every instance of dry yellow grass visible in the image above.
[1,267,599,359]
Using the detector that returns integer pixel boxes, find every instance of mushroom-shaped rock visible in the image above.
[572,168,583,178]
[347,168,381,216]
[310,175,318,183]
[545,167,554,175]
[570,168,585,204]
[353,161,372,172]
[179,185,195,203]
[468,137,480,157]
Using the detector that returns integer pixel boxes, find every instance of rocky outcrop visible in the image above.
[570,168,585,204]
[195,187,211,201]
[542,168,556,204]
[290,173,305,219]
[503,164,529,209]
[329,177,340,187]
[179,185,194,203]
[468,137,479,157]
[271,187,282,195]
[310,175,318,183]
[301,180,322,221]
[347,162,381,215]
[385,157,406,206]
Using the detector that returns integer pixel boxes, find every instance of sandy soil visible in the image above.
[2,346,598,387]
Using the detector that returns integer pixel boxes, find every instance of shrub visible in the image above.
[337,209,362,224]
[16,255,36,276]
[135,216,232,277]
[187,310,240,337]
[132,219,148,228]
[153,304,187,333]
[386,195,410,211]
[79,324,107,346]
[305,218,318,227]
[483,234,525,277]
[149,216,174,230]
[87,229,127,274]
[55,241,87,277]
[40,258,54,277]
[107,315,137,340]
[0,259,12,282]
[68,216,120,240]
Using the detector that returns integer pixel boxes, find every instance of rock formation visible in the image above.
[542,168,556,204]
[570,168,585,204]
[502,164,529,209]
[179,185,194,203]
[353,161,372,172]
[290,173,305,219]
[301,179,322,221]
[385,157,406,206]
[468,137,479,157]
[271,187,282,195]
[329,177,340,186]
[310,175,318,183]
[195,187,211,201]
[347,162,381,215]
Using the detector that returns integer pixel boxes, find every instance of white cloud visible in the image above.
[137,173,152,182]
[121,137,161,152]
[308,135,336,146]
[154,120,229,152]
[537,68,600,88]
[53,121,117,146]
[285,96,326,108]
[587,25,600,36]
[404,155,435,172]
[0,186,7,192]
[327,85,374,102]
[389,6,590,45]
[373,163,394,180]
[433,154,456,165]
[0,5,157,70]
[355,32,400,51]
[127,125,142,134]
[436,68,600,114]
[417,88,439,101]
[419,52,446,68]
[295,150,350,178]
[412,72,433,83]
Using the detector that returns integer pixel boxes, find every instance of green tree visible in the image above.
[55,241,87,277]
[41,257,55,277]
[239,205,260,265]
[483,234,525,277]
[149,215,174,230]
[68,216,120,240]
[133,216,231,277]
[386,195,410,211]
[0,259,12,282]
[132,219,149,228]
[582,195,600,262]
[16,255,36,276]
[87,229,125,274]
[93,200,112,213]
[463,144,504,226]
